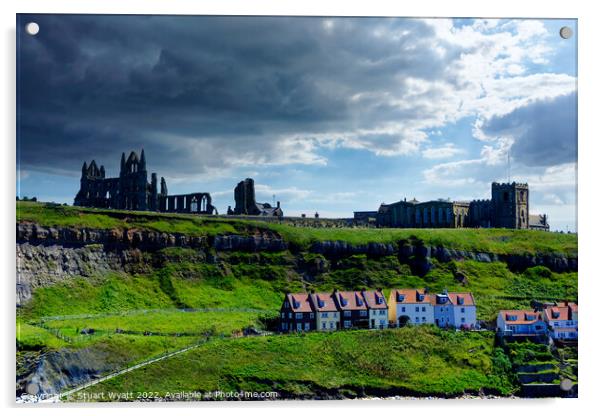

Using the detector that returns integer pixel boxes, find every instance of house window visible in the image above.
[401,307,406,312]
[281,312,285,318]
[284,301,289,308]
[304,323,310,331]
[310,313,314,319]
[321,312,328,318]
[344,311,351,317]
[288,313,292,319]
[296,323,302,331]
[422,306,426,312]
[282,323,287,330]
[330,322,334,329]
[415,317,419,322]
[415,307,419,312]
[422,317,426,322]
[461,308,465,313]
[322,322,326,329]
[344,320,351,328]
[461,317,465,323]
[380,310,386,315]
[295,313,303,319]
[360,310,367,317]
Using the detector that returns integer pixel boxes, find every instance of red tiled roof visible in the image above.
[361,290,388,309]
[429,292,475,306]
[390,289,430,304]
[310,292,338,312]
[335,291,368,310]
[446,292,475,307]
[499,309,542,325]
[544,302,578,321]
[286,293,313,313]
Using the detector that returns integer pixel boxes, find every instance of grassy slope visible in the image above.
[16,202,577,398]
[17,201,577,256]
[19,251,577,326]
[77,327,514,400]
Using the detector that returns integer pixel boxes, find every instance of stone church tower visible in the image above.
[491,182,529,229]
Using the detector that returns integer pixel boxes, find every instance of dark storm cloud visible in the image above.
[17,14,453,177]
[481,92,577,167]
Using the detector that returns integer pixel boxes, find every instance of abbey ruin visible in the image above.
[74,149,218,215]
[227,178,283,217]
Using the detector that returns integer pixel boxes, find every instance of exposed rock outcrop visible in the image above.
[17,222,208,250]
[16,243,149,306]
[213,233,287,252]
[309,238,576,274]
[16,346,121,397]
[310,241,396,257]
[17,222,287,252]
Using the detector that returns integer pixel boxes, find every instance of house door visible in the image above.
[371,319,375,328]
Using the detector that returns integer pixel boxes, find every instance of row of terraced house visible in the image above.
[496,302,578,344]
[279,288,477,332]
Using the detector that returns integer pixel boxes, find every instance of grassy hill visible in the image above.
[72,327,515,400]
[16,201,578,399]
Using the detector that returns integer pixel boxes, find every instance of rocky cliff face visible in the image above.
[16,243,149,306]
[16,222,577,306]
[16,222,287,305]
[310,239,577,274]
[17,346,121,397]
[17,222,287,252]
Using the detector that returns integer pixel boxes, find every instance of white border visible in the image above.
[3,1,601,416]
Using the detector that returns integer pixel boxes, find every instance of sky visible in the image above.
[16,15,577,231]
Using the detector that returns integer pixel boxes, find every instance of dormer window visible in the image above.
[397,294,405,302]
[293,300,301,309]
[340,296,348,307]
[506,314,518,321]
[417,293,424,302]
[356,296,363,306]
[317,299,325,308]
[552,311,560,319]
[525,314,536,321]
[376,296,383,304]
[457,297,464,305]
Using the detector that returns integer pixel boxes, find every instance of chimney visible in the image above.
[277,201,280,208]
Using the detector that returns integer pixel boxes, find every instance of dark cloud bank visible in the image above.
[482,92,577,167]
[17,15,450,178]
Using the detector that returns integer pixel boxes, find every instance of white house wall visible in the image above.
[395,303,434,326]
[316,311,340,331]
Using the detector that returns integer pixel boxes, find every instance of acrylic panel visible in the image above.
[16,14,578,402]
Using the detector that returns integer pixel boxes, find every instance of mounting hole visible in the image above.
[25,22,39,36]
[559,378,574,391]
[559,26,573,39]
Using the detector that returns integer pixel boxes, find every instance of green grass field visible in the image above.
[40,310,272,338]
[74,326,515,400]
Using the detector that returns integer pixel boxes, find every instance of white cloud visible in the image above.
[422,143,464,159]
